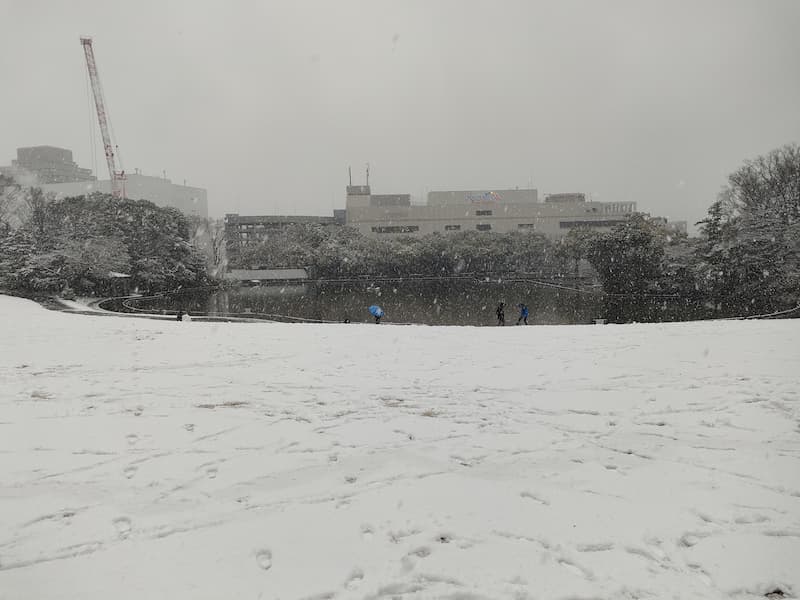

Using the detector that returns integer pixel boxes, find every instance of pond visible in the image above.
[118,279,710,326]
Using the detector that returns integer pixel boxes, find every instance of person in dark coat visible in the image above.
[176,309,184,322]
[517,303,529,325]
[496,302,505,326]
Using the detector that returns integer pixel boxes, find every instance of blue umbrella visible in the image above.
[369,305,385,318]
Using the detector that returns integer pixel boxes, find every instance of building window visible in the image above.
[444,225,461,231]
[476,224,492,231]
[475,210,493,216]
[517,223,535,229]
[371,225,420,234]
[559,219,628,229]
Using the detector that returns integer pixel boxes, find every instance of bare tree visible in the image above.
[23,187,59,243]
[188,217,228,278]
[727,143,800,224]
[0,175,31,235]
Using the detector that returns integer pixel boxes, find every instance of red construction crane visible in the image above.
[80,37,125,198]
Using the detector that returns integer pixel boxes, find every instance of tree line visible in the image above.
[234,144,799,319]
[236,225,568,279]
[1,144,797,319]
[0,182,208,295]
[570,144,799,317]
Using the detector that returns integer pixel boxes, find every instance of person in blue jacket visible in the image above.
[517,303,529,325]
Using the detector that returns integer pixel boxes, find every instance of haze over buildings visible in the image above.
[345,185,639,238]
[1,146,208,219]
[6,146,95,184]
[40,171,209,219]
[2,1,799,229]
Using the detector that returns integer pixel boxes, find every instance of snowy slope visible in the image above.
[0,294,798,600]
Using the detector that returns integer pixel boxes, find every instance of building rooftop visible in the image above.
[225,214,337,224]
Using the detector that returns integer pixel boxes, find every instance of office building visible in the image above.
[6,146,95,184]
[345,186,636,239]
[224,212,345,262]
[41,173,208,219]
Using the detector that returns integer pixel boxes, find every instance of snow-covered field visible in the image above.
[1,294,798,600]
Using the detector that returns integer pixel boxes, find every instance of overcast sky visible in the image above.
[3,0,799,229]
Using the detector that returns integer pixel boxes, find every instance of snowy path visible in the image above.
[0,294,798,599]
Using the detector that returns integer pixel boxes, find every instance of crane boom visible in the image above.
[80,37,124,198]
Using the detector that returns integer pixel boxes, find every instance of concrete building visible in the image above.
[649,217,689,235]
[345,186,636,239]
[545,193,585,204]
[41,173,208,219]
[224,212,345,262]
[10,146,95,184]
[428,188,538,206]
[667,221,688,235]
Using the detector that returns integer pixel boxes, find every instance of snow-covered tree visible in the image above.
[189,217,228,278]
[0,192,208,294]
[696,144,800,314]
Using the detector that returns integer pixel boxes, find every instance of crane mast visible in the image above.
[80,37,124,198]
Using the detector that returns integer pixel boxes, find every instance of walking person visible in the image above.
[369,304,385,324]
[496,302,505,326]
[517,303,529,325]
[176,309,184,322]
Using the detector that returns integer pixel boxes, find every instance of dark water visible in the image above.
[120,280,710,326]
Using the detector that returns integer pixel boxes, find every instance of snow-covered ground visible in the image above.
[1,294,798,600]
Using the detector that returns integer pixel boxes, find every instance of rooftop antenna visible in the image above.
[366,163,370,186]
[348,166,352,186]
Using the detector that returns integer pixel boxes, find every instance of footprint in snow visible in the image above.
[112,517,132,539]
[520,491,550,505]
[344,568,364,590]
[255,549,272,570]
[361,524,374,541]
[123,465,137,479]
[558,558,592,579]
[576,542,614,552]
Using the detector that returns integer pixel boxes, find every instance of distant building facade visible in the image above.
[224,212,345,262]
[428,188,538,206]
[41,173,208,219]
[10,146,95,184]
[649,217,688,235]
[345,186,636,239]
[545,193,586,204]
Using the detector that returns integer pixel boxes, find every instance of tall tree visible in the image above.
[1,192,208,294]
[727,144,800,225]
[587,215,668,296]
[696,144,800,314]
[189,217,228,278]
